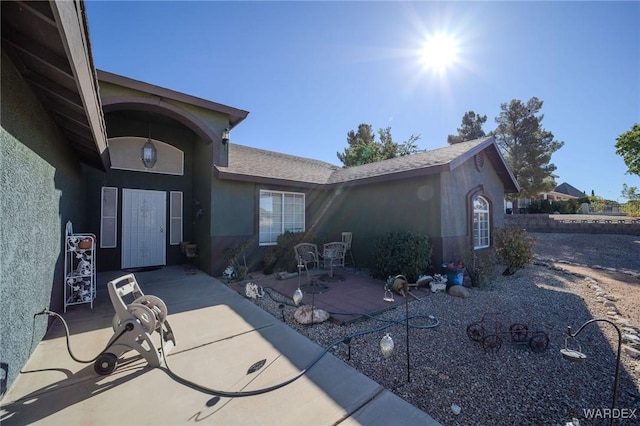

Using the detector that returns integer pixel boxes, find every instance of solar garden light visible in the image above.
[561,318,622,426]
[380,333,394,358]
[293,263,304,306]
[379,290,412,383]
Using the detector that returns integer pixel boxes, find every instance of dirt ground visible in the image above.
[531,232,640,329]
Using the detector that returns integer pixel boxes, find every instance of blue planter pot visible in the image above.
[442,264,464,286]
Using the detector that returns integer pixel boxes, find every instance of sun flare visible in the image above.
[420,33,460,72]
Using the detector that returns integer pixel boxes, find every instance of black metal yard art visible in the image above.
[467,312,550,353]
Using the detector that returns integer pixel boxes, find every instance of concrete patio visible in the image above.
[0,266,440,425]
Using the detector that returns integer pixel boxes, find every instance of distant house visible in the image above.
[0,0,519,394]
[510,182,585,212]
[545,182,586,201]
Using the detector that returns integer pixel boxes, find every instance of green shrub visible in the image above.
[623,200,640,215]
[527,199,579,214]
[262,230,324,274]
[493,226,536,275]
[463,247,497,287]
[372,231,432,283]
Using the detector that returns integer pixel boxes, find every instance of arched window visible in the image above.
[473,196,490,249]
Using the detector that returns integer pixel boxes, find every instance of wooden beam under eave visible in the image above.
[50,0,110,171]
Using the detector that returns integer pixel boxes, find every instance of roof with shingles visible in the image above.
[554,182,586,198]
[328,138,489,184]
[215,136,519,192]
[219,143,340,185]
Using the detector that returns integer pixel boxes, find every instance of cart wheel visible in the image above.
[509,323,529,342]
[467,322,485,342]
[529,331,549,353]
[482,334,502,352]
[94,352,118,375]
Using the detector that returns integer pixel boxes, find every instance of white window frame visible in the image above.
[169,191,183,245]
[100,187,118,248]
[259,190,305,246]
[473,196,490,249]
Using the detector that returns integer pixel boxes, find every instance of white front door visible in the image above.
[122,189,166,269]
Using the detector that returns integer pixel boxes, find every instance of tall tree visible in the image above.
[337,124,378,167]
[447,111,487,144]
[615,123,640,177]
[337,124,421,167]
[491,97,564,202]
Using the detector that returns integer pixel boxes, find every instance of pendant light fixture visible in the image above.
[142,116,157,169]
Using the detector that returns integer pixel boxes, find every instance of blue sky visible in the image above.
[86,1,639,201]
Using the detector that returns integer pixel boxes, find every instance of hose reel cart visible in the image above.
[94,274,176,375]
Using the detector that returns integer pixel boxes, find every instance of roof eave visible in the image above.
[53,0,110,170]
[97,70,249,129]
[327,164,447,188]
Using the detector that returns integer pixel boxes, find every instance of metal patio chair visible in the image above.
[321,242,347,277]
[341,232,355,267]
[294,243,319,280]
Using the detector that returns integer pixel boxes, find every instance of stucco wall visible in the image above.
[1,52,86,394]
[315,175,443,271]
[84,115,198,271]
[208,180,330,275]
[98,80,231,275]
[439,156,506,263]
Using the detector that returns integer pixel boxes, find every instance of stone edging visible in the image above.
[533,256,640,366]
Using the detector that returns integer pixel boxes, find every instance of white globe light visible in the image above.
[380,333,394,359]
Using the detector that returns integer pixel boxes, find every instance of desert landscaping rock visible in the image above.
[293,305,330,324]
[447,285,470,298]
[624,346,640,359]
[248,233,639,425]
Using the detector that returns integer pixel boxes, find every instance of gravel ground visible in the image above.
[247,233,640,426]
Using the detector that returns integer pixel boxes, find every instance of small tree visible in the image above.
[493,226,536,276]
[463,247,497,287]
[615,124,640,177]
[622,183,640,216]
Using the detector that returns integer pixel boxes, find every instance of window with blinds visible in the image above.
[259,190,305,245]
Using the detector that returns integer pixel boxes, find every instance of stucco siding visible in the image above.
[83,115,199,271]
[439,155,507,262]
[315,176,442,271]
[208,180,329,275]
[1,52,86,393]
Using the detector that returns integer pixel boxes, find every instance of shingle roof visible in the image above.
[554,182,586,198]
[218,144,339,185]
[215,136,519,192]
[328,138,489,184]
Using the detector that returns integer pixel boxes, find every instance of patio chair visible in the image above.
[341,232,355,267]
[294,243,320,280]
[321,242,347,277]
